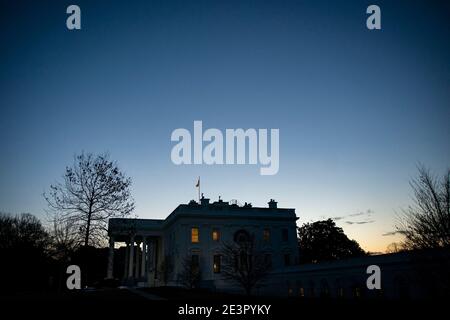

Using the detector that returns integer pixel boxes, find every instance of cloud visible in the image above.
[349,212,365,217]
[346,220,375,225]
[335,209,375,225]
[349,209,373,217]
[382,231,400,236]
[354,220,375,225]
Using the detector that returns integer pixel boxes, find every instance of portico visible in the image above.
[107,218,164,286]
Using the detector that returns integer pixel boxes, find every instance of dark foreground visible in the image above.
[0,287,443,319]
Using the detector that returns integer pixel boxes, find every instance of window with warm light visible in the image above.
[299,287,305,297]
[212,229,220,241]
[213,255,221,273]
[191,227,199,243]
[263,228,270,241]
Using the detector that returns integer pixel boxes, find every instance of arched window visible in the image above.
[234,229,251,243]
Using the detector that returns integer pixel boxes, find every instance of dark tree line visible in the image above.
[0,212,113,293]
[0,214,52,291]
[297,219,366,264]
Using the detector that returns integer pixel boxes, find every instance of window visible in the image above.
[264,253,272,269]
[299,287,305,298]
[263,228,270,242]
[234,229,250,243]
[212,229,220,241]
[284,253,291,266]
[354,287,361,298]
[282,228,288,242]
[191,254,199,272]
[191,227,199,243]
[288,287,293,296]
[237,251,249,271]
[213,255,221,273]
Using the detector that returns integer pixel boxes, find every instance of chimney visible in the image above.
[268,199,277,209]
[201,194,210,206]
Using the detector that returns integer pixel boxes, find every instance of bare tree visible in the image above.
[396,165,450,250]
[385,242,404,254]
[220,234,271,296]
[44,152,134,247]
[47,212,81,261]
[178,255,201,289]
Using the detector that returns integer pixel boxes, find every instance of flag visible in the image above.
[195,177,200,188]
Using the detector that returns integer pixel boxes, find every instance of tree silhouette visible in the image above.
[178,255,201,289]
[44,152,134,247]
[158,255,174,285]
[220,234,271,296]
[297,219,365,263]
[397,165,450,250]
[0,213,51,291]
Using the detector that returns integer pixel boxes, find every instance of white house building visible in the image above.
[107,195,299,291]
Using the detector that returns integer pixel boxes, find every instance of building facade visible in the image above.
[107,196,299,290]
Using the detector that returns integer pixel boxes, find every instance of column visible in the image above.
[128,236,135,278]
[141,237,146,278]
[135,240,141,278]
[124,242,129,279]
[153,238,159,280]
[107,236,114,279]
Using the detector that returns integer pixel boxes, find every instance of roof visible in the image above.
[108,197,298,235]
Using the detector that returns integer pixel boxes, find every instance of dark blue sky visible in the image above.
[1,0,449,252]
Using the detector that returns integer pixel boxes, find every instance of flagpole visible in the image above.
[198,176,201,202]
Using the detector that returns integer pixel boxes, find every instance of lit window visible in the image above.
[263,228,270,241]
[191,227,199,243]
[213,255,221,273]
[299,287,305,297]
[212,229,220,241]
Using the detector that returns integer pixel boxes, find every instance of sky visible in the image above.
[0,0,449,253]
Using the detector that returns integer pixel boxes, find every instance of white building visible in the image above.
[107,196,299,291]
